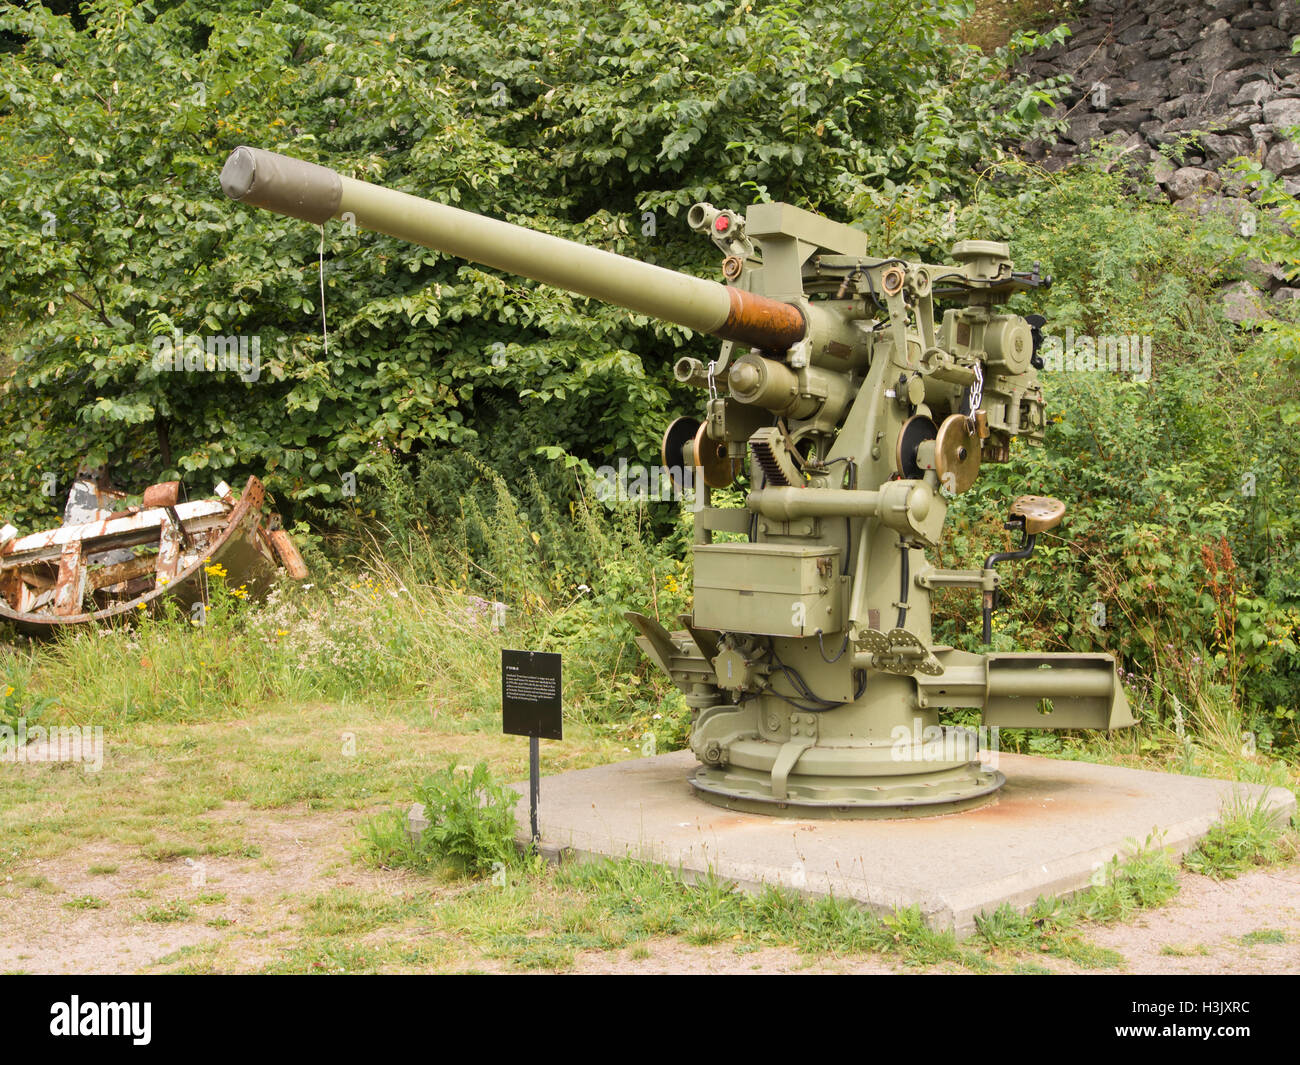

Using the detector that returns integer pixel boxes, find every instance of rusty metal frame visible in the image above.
[0,477,305,634]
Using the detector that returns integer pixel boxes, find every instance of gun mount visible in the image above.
[222,146,1132,818]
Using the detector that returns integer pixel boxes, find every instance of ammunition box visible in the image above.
[693,542,844,636]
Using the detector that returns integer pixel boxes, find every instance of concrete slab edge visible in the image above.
[407,779,1296,940]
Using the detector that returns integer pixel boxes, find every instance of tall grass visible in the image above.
[1184,794,1295,879]
[0,461,692,748]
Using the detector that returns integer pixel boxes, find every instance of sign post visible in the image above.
[528,734,540,843]
[501,649,562,845]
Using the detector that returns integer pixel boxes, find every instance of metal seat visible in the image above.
[1009,494,1065,534]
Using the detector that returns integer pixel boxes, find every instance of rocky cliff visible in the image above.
[1025,1,1299,180]
[1021,0,1300,312]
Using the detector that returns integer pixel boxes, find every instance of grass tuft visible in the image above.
[1183,797,1291,880]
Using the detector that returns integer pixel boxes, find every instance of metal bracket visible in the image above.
[770,737,814,801]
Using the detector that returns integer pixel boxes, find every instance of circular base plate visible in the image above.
[689,763,1005,820]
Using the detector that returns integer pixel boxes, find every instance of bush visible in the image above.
[410,761,520,876]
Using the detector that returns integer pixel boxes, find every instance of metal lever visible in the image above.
[982,518,1038,645]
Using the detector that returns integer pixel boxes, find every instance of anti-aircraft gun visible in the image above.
[221,146,1133,818]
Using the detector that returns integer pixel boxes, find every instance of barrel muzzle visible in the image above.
[220,146,343,225]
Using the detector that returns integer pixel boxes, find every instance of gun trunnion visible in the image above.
[223,146,1132,818]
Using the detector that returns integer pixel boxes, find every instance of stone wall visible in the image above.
[1020,1,1300,314]
[1024,0,1300,185]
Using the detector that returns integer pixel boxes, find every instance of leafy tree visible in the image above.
[0,0,1066,527]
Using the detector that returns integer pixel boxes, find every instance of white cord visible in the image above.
[318,224,329,359]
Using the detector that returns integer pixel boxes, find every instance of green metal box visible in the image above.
[693,542,844,636]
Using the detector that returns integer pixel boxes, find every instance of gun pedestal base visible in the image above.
[686,669,1009,819]
[689,756,1004,820]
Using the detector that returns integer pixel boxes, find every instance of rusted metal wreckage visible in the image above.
[0,472,307,634]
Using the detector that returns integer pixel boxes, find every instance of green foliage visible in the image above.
[0,0,1066,530]
[408,840,1178,972]
[408,761,519,876]
[140,899,195,923]
[1239,928,1287,945]
[2,460,691,747]
[919,160,1300,750]
[9,564,326,723]
[345,452,694,733]
[62,894,107,910]
[1081,844,1181,921]
[0,674,55,733]
[361,760,527,879]
[972,840,1178,967]
[550,859,970,966]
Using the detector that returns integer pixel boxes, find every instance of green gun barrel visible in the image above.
[219,146,805,351]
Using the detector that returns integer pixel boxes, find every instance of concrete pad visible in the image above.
[503,750,1296,937]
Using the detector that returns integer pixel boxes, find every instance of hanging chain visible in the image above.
[967,361,984,434]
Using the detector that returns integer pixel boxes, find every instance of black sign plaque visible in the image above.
[501,649,562,740]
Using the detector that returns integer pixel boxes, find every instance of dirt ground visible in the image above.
[1,801,1296,975]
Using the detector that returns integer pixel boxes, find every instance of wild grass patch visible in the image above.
[1183,797,1293,880]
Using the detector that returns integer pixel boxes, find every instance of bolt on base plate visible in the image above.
[689,762,1005,820]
